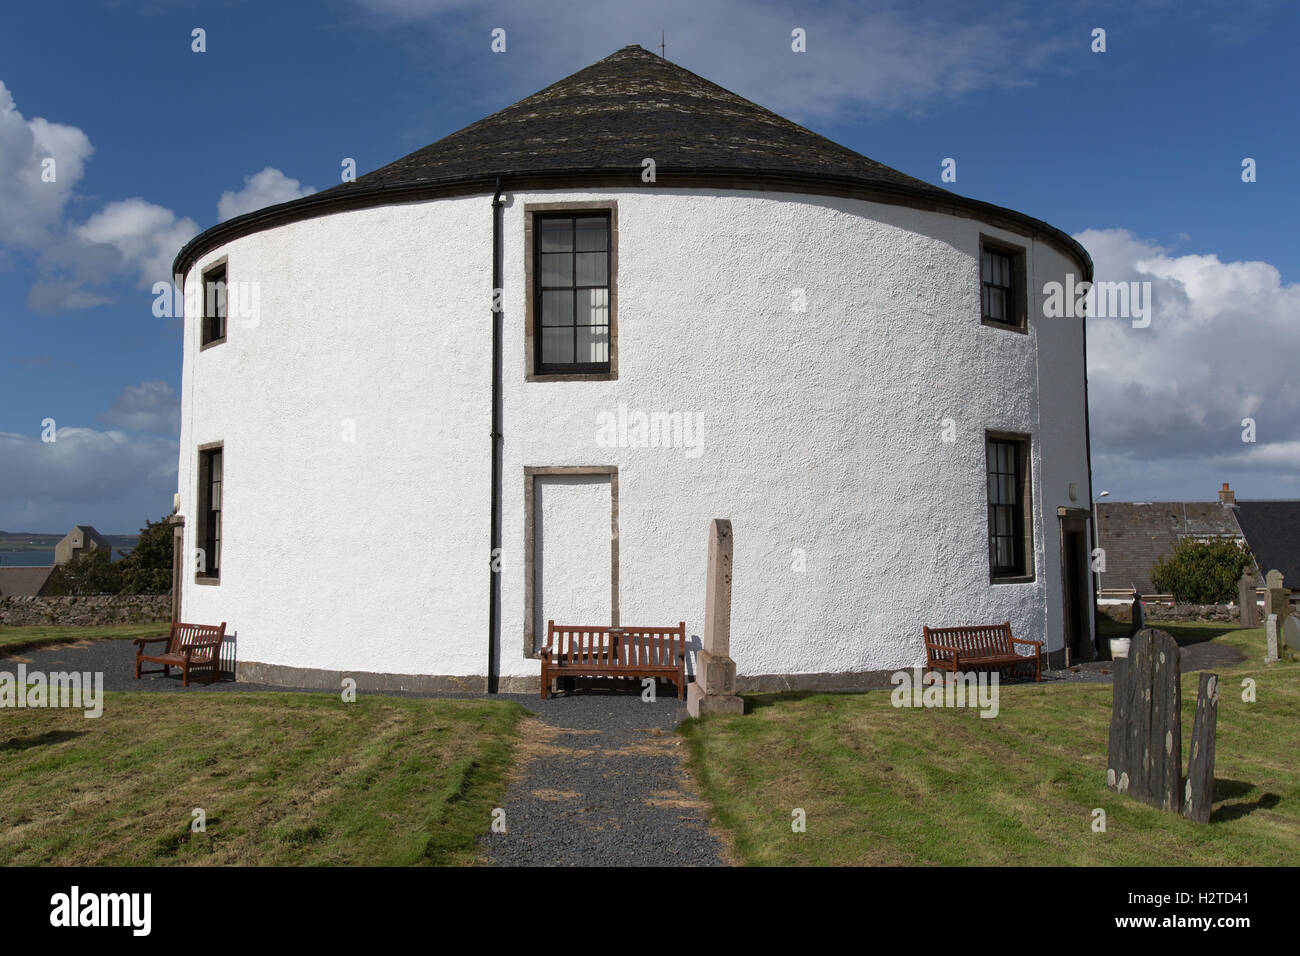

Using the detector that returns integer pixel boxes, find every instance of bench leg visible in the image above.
[182,663,189,688]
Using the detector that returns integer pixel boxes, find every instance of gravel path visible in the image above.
[4,639,727,867]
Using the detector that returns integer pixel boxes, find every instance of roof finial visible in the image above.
[660,30,665,59]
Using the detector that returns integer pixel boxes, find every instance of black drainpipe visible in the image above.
[487,179,504,693]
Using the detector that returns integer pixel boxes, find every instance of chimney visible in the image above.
[1219,482,1235,505]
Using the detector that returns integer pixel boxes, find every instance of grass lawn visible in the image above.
[0,691,525,865]
[0,623,169,655]
[681,622,1299,866]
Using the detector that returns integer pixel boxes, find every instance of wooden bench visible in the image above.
[133,621,227,687]
[923,621,1042,682]
[541,620,687,700]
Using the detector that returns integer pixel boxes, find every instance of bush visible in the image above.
[1150,538,1253,604]
[44,512,174,596]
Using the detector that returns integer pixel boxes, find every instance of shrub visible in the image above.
[44,512,174,596]
[1150,538,1253,604]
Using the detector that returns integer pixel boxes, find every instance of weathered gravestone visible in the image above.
[1128,590,1145,636]
[1107,628,1182,812]
[1266,614,1280,663]
[1285,616,1300,654]
[686,518,744,718]
[1183,672,1220,824]
[1238,572,1258,627]
[1264,570,1289,624]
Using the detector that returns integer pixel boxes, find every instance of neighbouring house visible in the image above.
[53,525,109,565]
[0,566,55,598]
[1098,482,1300,601]
[169,45,1097,691]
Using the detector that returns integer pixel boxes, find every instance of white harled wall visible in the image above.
[177,186,1092,683]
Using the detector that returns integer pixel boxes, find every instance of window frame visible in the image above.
[195,443,223,584]
[979,236,1028,333]
[524,202,618,381]
[200,260,228,349]
[985,431,1035,583]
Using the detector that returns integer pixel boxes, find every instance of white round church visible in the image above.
[172,45,1097,693]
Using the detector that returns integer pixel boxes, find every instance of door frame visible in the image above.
[523,465,619,658]
[1057,508,1094,665]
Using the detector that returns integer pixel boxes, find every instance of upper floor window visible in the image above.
[201,263,227,347]
[534,213,611,375]
[980,238,1026,331]
[986,433,1033,580]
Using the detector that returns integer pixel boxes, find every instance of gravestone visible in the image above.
[1266,614,1280,663]
[1182,672,1220,824]
[1238,572,1258,627]
[687,519,744,717]
[1106,628,1182,812]
[1264,570,1289,624]
[1128,590,1145,636]
[1285,615,1300,653]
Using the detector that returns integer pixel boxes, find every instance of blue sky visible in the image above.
[1,0,1297,532]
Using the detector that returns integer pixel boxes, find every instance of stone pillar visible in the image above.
[169,514,185,624]
[1266,614,1280,663]
[687,519,743,717]
[1238,572,1258,627]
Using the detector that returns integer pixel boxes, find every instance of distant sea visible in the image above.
[0,548,132,567]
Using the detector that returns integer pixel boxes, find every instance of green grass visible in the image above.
[0,691,525,865]
[681,622,1299,865]
[0,623,169,655]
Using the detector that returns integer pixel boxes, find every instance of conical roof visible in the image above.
[340,45,945,195]
[175,46,1089,276]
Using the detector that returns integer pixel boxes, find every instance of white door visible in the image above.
[533,474,613,651]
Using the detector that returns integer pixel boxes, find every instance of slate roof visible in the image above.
[71,525,107,546]
[332,45,948,195]
[1096,501,1243,593]
[0,566,55,598]
[1233,500,1300,587]
[174,46,1090,278]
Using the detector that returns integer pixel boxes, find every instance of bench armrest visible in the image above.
[924,641,961,655]
[132,635,171,648]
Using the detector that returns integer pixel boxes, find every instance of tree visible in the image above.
[115,514,174,594]
[43,548,119,596]
[1150,538,1253,604]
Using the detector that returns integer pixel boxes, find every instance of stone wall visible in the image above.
[1102,602,1240,624]
[0,594,171,627]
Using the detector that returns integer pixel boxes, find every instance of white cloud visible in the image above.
[217,166,316,221]
[1081,228,1300,497]
[73,198,200,289]
[98,380,181,435]
[0,427,177,532]
[0,79,94,249]
[351,0,1069,119]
